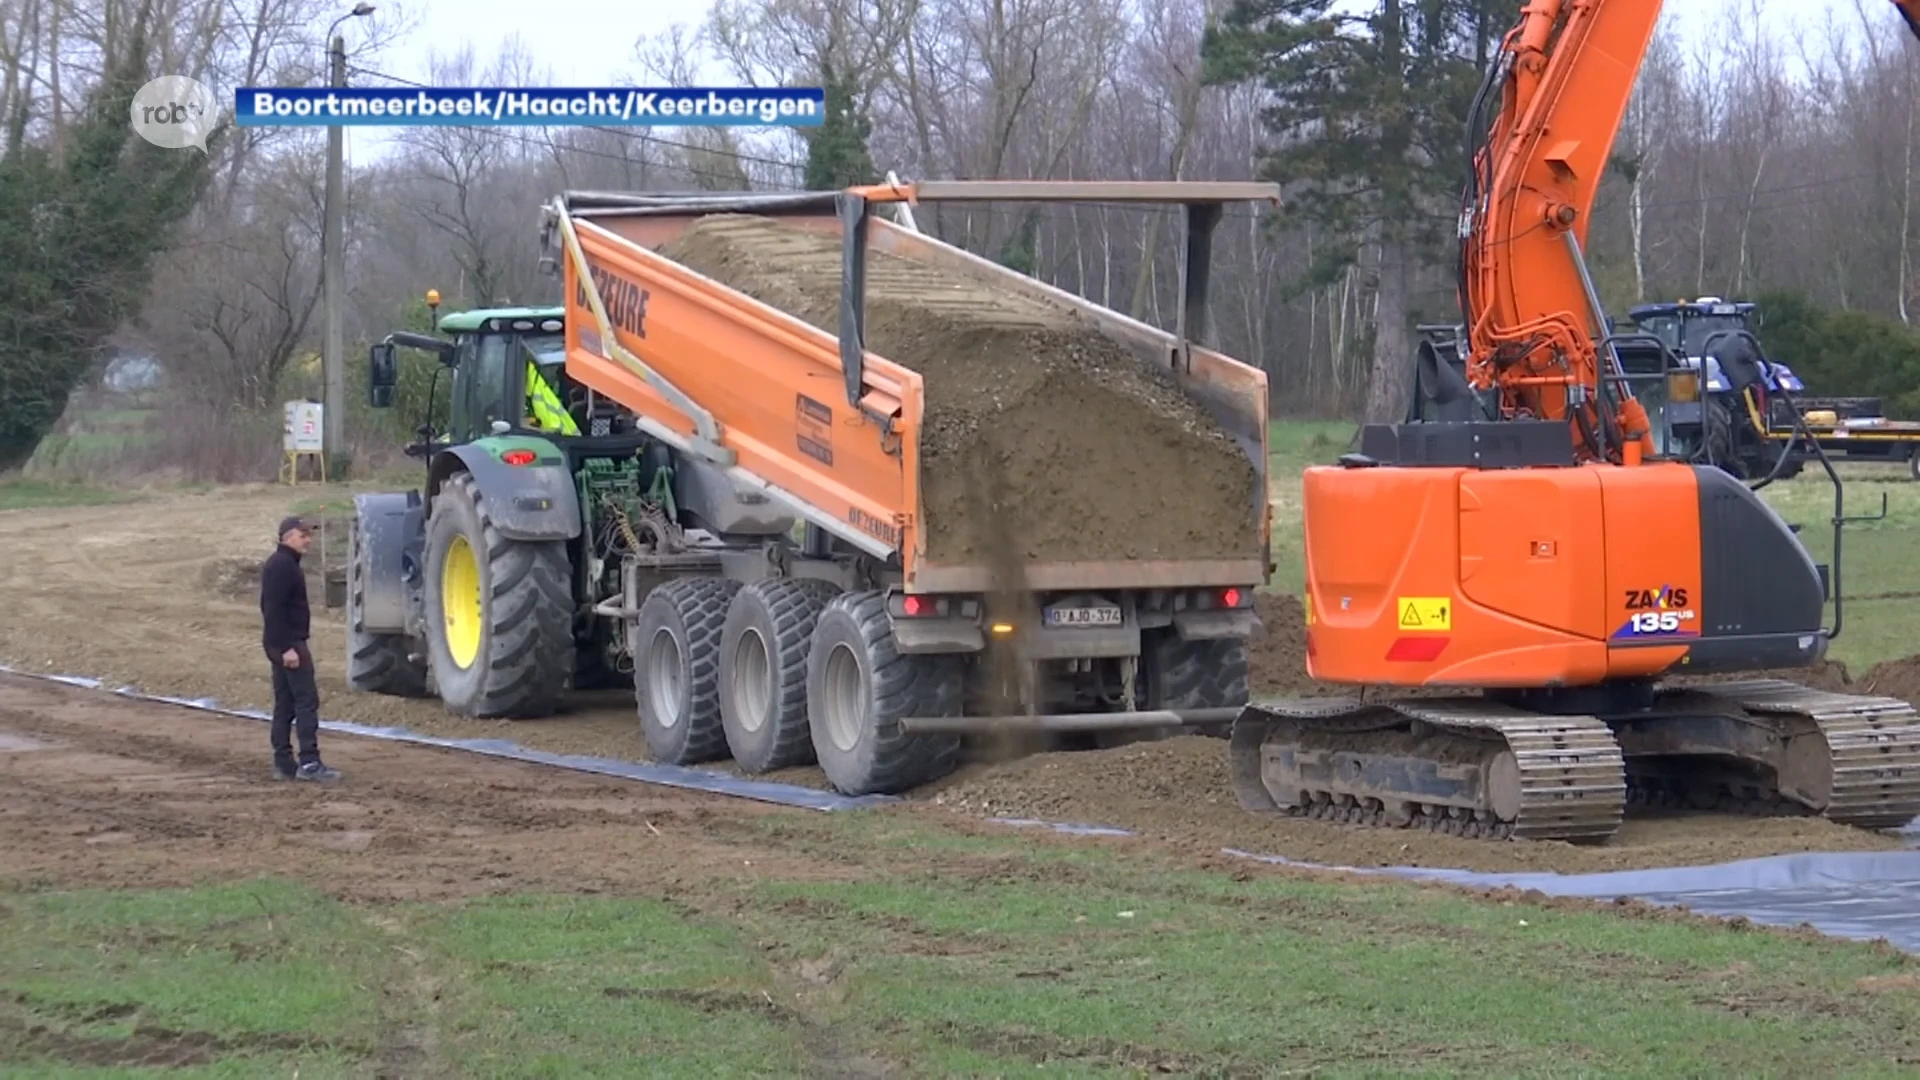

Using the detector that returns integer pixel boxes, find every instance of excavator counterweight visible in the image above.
[1229,0,1920,845]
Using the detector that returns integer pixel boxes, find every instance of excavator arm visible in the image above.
[1458,0,1920,465]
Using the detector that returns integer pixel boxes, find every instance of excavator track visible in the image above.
[1621,679,1920,830]
[1229,695,1627,844]
[1230,680,1920,845]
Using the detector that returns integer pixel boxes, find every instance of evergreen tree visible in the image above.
[803,60,876,191]
[1202,1,1507,420]
[0,13,219,470]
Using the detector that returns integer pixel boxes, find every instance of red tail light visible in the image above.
[1222,588,1242,608]
[902,595,924,616]
[501,449,536,466]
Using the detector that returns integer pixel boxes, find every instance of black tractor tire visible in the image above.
[345,512,429,697]
[1705,402,1748,479]
[719,577,843,774]
[422,471,575,718]
[806,590,965,795]
[633,576,741,765]
[1139,629,1250,740]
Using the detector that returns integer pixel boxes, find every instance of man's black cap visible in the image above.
[277,516,313,540]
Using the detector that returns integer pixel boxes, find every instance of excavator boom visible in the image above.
[1230,1,1920,846]
[1464,0,1920,464]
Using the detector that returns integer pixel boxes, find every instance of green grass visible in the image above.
[0,879,382,1077]
[6,817,1920,1077]
[0,478,124,510]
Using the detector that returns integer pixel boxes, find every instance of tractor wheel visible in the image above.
[807,590,965,795]
[422,471,575,718]
[1137,630,1250,740]
[719,577,843,773]
[1706,403,1748,479]
[633,576,741,765]
[345,512,429,697]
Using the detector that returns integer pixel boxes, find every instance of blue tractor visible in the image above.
[1621,296,1874,481]
[1408,297,1863,482]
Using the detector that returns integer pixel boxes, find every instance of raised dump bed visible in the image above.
[530,180,1280,795]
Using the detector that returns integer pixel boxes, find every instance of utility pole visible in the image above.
[322,3,374,480]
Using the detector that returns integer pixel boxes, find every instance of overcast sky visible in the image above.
[327,0,1890,167]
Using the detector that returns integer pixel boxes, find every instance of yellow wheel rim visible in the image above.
[442,534,483,669]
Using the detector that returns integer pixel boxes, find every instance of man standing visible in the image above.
[260,516,340,782]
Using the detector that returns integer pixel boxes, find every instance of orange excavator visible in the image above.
[1230,0,1920,844]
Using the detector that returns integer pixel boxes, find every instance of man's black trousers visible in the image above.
[266,642,320,772]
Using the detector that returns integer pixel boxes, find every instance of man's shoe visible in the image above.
[272,766,296,781]
[295,762,341,782]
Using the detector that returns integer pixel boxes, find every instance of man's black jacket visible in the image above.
[260,543,311,653]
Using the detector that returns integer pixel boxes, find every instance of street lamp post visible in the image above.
[322,2,374,480]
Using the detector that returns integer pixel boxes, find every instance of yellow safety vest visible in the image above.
[525,360,580,436]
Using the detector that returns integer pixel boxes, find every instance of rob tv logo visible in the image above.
[129,75,219,152]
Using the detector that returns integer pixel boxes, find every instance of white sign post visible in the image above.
[281,401,326,483]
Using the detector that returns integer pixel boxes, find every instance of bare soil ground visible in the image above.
[657,214,1262,565]
[0,486,1911,877]
[0,673,818,900]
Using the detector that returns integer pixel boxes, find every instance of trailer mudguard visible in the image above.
[351,489,424,634]
[428,437,582,541]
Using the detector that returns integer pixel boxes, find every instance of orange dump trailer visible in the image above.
[535,180,1281,795]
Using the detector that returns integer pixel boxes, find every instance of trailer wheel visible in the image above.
[345,513,429,697]
[720,577,842,773]
[1909,447,1920,482]
[634,576,740,765]
[422,471,574,717]
[1140,630,1250,740]
[807,590,964,795]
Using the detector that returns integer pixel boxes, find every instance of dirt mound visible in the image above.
[1248,593,1319,694]
[655,214,1261,566]
[1856,656,1920,701]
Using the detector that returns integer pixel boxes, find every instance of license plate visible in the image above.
[1045,604,1122,627]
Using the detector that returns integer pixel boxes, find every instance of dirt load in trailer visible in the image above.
[655,213,1259,567]
[542,180,1279,796]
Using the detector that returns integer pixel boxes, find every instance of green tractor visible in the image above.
[347,297,665,716]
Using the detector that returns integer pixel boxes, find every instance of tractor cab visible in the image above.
[367,293,596,449]
[1622,297,1807,479]
[1626,297,1807,398]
